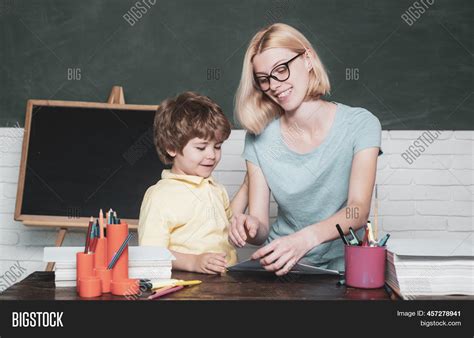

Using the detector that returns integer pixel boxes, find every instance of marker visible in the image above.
[362,227,369,247]
[378,233,391,247]
[335,224,348,245]
[349,227,361,246]
[366,221,375,246]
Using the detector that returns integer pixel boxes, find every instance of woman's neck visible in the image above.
[282,99,330,136]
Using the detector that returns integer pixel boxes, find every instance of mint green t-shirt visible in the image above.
[242,102,382,272]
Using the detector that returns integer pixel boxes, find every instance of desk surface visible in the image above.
[0,271,393,300]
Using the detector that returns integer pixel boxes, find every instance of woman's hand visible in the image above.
[228,213,260,247]
[251,230,315,276]
[193,252,227,274]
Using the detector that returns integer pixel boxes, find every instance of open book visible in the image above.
[228,259,341,275]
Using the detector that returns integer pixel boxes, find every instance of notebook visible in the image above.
[227,259,341,275]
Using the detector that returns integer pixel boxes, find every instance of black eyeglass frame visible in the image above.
[253,52,305,92]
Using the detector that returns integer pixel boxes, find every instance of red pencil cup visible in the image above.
[78,276,102,298]
[345,245,386,289]
[94,267,112,293]
[76,252,95,294]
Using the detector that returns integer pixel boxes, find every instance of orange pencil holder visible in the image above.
[78,276,102,298]
[94,237,108,269]
[76,252,95,294]
[94,268,112,293]
[106,222,139,296]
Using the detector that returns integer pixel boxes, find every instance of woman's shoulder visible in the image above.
[244,117,280,145]
[337,102,380,126]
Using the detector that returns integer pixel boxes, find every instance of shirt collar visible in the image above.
[161,169,216,185]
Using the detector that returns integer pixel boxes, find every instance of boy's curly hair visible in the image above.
[153,91,231,164]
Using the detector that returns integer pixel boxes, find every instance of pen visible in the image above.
[335,224,348,245]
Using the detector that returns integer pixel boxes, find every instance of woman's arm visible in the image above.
[303,147,379,246]
[230,172,249,215]
[247,161,271,244]
[253,147,379,275]
[228,161,271,246]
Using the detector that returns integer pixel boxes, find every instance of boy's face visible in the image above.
[168,137,223,178]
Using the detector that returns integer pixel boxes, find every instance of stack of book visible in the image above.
[386,238,474,299]
[43,246,174,288]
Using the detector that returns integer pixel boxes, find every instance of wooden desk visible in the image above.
[0,271,392,300]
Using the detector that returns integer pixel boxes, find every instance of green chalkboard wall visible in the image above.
[0,0,472,129]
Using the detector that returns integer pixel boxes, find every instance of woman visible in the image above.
[229,23,382,275]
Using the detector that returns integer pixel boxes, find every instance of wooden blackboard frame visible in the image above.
[14,87,158,269]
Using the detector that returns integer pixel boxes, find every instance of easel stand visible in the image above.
[45,86,126,271]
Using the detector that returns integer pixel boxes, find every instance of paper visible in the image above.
[227,259,341,275]
[387,238,474,257]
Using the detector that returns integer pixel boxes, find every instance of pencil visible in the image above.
[107,233,133,269]
[374,184,378,242]
[99,209,104,238]
[84,217,93,254]
[148,285,184,300]
[90,221,99,252]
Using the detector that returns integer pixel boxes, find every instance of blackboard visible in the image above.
[0,0,472,129]
[15,100,166,227]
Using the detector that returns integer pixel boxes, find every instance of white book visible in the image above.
[55,266,172,280]
[44,246,175,262]
[386,238,474,299]
[55,260,172,270]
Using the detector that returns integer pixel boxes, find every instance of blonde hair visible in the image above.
[234,23,330,134]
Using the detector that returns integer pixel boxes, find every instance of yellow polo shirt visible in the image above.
[138,170,237,265]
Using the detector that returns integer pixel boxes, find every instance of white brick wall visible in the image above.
[0,128,473,285]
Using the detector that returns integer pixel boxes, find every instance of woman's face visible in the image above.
[253,48,311,112]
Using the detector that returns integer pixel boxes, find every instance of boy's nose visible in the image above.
[206,149,216,159]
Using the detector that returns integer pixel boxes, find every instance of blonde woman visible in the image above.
[230,23,382,275]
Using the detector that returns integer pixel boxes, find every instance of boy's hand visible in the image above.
[194,252,227,274]
[229,214,260,248]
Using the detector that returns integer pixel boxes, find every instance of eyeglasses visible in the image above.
[254,52,305,92]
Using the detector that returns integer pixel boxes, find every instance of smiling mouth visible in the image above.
[276,87,292,99]
[200,164,214,167]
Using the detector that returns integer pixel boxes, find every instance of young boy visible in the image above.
[138,91,247,274]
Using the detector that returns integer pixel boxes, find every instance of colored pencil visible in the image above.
[148,285,184,300]
[84,217,93,254]
[107,233,132,269]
